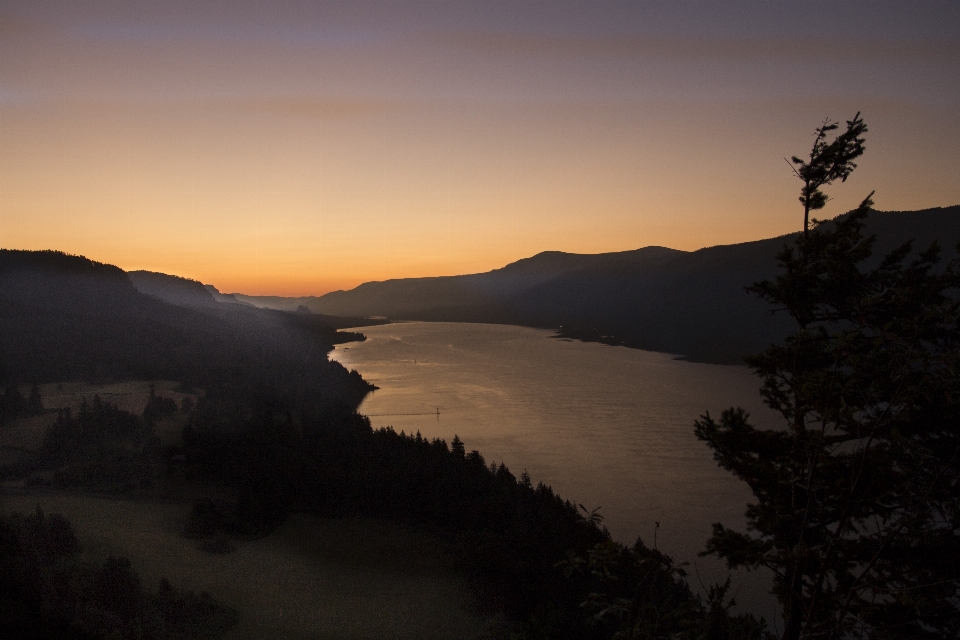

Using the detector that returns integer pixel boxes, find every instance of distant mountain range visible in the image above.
[234,206,960,364]
[126,270,384,331]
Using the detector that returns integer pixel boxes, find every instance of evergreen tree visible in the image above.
[788,113,867,242]
[28,384,43,415]
[695,117,960,639]
[1,385,27,422]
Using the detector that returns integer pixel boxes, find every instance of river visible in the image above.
[330,321,780,621]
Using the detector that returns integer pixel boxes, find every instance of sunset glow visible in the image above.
[2,1,958,295]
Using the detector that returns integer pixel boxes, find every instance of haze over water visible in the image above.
[331,321,782,617]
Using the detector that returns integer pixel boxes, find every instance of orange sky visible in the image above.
[2,2,959,296]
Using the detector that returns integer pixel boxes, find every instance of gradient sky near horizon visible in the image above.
[2,1,959,296]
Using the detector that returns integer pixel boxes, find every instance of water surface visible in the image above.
[331,322,780,617]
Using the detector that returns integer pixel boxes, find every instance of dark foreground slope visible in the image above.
[0,251,371,408]
[303,206,960,363]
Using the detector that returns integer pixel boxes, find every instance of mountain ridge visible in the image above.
[129,205,958,364]
[250,205,958,363]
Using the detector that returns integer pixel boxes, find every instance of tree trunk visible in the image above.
[781,564,805,640]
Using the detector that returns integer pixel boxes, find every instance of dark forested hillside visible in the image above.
[515,206,960,362]
[297,205,960,363]
[513,237,793,363]
[0,251,371,408]
[127,270,219,308]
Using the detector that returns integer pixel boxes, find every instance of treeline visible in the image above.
[41,394,160,493]
[0,505,236,639]
[1,383,44,424]
[177,396,769,638]
[0,385,184,493]
[272,307,369,347]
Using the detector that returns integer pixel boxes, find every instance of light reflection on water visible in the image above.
[331,321,779,620]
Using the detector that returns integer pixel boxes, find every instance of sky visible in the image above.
[2,1,959,296]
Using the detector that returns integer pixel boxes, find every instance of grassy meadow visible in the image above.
[0,380,197,452]
[2,493,502,639]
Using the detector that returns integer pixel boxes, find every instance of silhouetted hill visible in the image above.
[465,246,685,298]
[0,250,371,407]
[298,245,683,323]
[517,206,960,362]
[230,293,317,311]
[226,294,389,330]
[303,206,960,363]
[127,270,386,333]
[128,270,217,307]
[512,238,790,363]
[203,284,254,306]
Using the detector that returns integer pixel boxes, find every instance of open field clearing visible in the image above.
[0,412,54,451]
[35,380,199,416]
[2,494,502,639]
